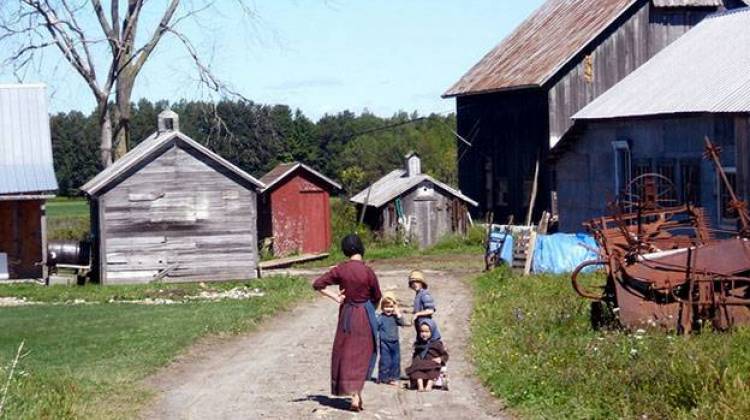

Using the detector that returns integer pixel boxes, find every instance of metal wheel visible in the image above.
[619,173,679,210]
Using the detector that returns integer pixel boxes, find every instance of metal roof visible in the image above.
[260,162,342,192]
[443,0,640,97]
[0,84,58,196]
[80,128,264,196]
[574,8,750,121]
[350,169,478,208]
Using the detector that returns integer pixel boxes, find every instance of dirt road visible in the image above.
[144,258,507,419]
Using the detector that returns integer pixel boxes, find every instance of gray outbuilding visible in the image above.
[351,153,477,248]
[81,110,264,284]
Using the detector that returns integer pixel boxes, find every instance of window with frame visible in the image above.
[633,159,652,179]
[655,160,677,203]
[612,141,631,196]
[680,160,701,205]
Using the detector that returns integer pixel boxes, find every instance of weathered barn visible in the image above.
[553,8,750,232]
[80,110,264,284]
[258,162,341,257]
[351,153,478,248]
[0,84,58,280]
[444,0,748,223]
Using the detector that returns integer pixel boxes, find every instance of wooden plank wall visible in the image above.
[99,146,258,284]
[378,183,464,248]
[456,89,550,224]
[736,115,750,205]
[0,200,44,279]
[555,115,734,232]
[548,5,715,148]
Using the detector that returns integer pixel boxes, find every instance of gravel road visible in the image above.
[144,260,508,419]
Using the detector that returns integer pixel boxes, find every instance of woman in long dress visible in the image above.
[313,234,382,411]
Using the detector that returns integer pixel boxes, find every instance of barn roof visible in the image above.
[81,129,264,196]
[350,169,478,208]
[0,84,58,197]
[443,0,641,97]
[442,0,748,98]
[573,7,750,120]
[260,162,341,192]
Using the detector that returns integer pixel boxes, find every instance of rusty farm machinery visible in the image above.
[572,138,750,333]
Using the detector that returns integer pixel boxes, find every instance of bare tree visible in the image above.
[0,0,249,167]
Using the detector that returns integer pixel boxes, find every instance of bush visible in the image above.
[472,268,750,419]
[47,217,90,241]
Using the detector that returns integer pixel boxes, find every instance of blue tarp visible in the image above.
[489,228,598,274]
[532,233,599,274]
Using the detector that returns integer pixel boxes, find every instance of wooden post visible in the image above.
[526,158,540,226]
[358,185,373,226]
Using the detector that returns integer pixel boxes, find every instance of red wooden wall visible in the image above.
[262,171,333,257]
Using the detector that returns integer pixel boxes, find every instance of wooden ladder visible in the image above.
[511,228,537,276]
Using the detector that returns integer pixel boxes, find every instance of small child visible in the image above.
[377,293,405,385]
[405,319,449,392]
[408,270,439,336]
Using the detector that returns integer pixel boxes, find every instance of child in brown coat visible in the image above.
[405,318,449,391]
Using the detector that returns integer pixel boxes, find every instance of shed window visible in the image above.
[718,167,738,227]
[655,160,677,203]
[680,161,701,205]
[612,141,631,196]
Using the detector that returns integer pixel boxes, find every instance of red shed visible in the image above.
[259,162,341,257]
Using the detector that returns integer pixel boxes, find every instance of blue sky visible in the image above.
[2,0,545,120]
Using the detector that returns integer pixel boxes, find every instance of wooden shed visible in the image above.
[0,84,58,280]
[552,8,750,232]
[444,0,748,224]
[80,110,264,284]
[351,153,478,248]
[258,162,341,257]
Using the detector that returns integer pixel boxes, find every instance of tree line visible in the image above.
[51,99,458,197]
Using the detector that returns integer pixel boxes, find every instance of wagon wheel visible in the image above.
[619,173,679,211]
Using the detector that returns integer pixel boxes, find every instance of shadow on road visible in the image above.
[293,394,352,411]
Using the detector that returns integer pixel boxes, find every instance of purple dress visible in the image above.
[313,260,382,395]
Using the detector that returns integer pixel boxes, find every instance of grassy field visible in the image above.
[46,198,90,241]
[0,277,313,419]
[471,267,750,419]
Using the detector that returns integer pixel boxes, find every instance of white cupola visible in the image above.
[158,108,180,133]
[405,151,421,177]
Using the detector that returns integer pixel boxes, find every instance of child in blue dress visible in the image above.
[377,293,405,385]
[408,270,439,336]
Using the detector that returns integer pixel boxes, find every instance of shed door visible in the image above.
[301,191,330,254]
[414,200,437,248]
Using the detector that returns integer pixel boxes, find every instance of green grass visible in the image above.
[46,197,89,220]
[46,198,90,241]
[0,277,313,419]
[471,267,750,419]
[305,223,486,267]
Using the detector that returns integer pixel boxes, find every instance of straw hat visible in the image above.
[379,291,399,311]
[408,270,428,288]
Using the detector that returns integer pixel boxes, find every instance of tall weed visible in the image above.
[471,268,750,419]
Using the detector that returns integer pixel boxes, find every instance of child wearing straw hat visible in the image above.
[408,270,438,334]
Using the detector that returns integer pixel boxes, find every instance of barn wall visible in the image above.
[548,3,718,147]
[736,115,750,204]
[99,145,258,284]
[556,115,738,232]
[267,172,332,257]
[456,89,549,224]
[455,1,726,224]
[0,200,44,279]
